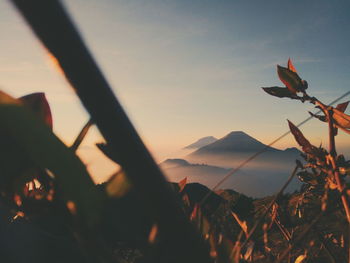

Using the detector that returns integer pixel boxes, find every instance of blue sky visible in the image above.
[1,0,350,182]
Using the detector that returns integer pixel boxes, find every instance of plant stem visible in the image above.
[240,165,298,250]
[70,118,93,152]
[327,109,337,157]
[327,110,350,222]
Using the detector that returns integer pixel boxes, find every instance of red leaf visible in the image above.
[333,108,350,129]
[336,101,349,113]
[178,177,187,193]
[277,65,305,94]
[262,86,299,99]
[287,58,297,73]
[190,204,199,221]
[19,93,53,129]
[288,120,312,152]
[148,224,158,244]
[288,120,326,163]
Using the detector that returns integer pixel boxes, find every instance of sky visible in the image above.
[1,0,350,182]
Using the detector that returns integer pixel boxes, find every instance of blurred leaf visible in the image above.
[106,170,132,198]
[96,143,121,164]
[209,234,217,258]
[297,171,318,185]
[288,58,297,73]
[19,92,53,129]
[333,108,350,129]
[262,86,299,99]
[231,212,248,237]
[231,235,242,263]
[295,254,307,263]
[202,215,211,238]
[148,224,158,244]
[339,166,350,176]
[182,193,191,207]
[66,200,77,215]
[190,204,199,221]
[243,241,254,261]
[178,177,187,193]
[336,101,349,112]
[268,203,278,229]
[277,65,306,94]
[0,91,105,226]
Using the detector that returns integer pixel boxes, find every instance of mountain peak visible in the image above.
[160,158,190,168]
[184,136,218,149]
[224,131,249,138]
[189,130,278,155]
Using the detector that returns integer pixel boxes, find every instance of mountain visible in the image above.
[190,131,277,155]
[169,131,303,197]
[160,158,231,184]
[161,158,191,169]
[187,131,301,170]
[183,136,218,149]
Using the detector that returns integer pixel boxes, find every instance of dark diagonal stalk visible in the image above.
[70,118,93,151]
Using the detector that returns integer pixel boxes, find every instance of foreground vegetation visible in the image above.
[0,58,349,263]
[0,2,348,263]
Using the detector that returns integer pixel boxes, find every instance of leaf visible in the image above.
[277,65,306,94]
[182,193,191,207]
[333,108,350,129]
[243,241,254,261]
[190,204,199,221]
[178,177,187,193]
[288,120,313,152]
[262,86,299,99]
[288,120,324,160]
[336,101,349,112]
[0,91,105,226]
[148,224,158,244]
[297,171,318,185]
[96,143,121,164]
[268,203,278,229]
[209,233,218,258]
[288,58,297,73]
[295,254,307,263]
[106,170,132,198]
[19,92,53,129]
[231,212,248,237]
[308,111,327,122]
[231,234,242,263]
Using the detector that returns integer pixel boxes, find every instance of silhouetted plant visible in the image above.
[263,58,350,262]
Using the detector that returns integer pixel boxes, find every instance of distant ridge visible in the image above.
[184,136,217,149]
[189,131,279,156]
[160,158,228,171]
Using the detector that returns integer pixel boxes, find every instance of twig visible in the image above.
[316,232,337,263]
[70,118,93,151]
[240,165,299,249]
[275,211,324,263]
[326,109,350,262]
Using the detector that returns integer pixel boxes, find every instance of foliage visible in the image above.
[261,58,350,262]
[1,58,350,263]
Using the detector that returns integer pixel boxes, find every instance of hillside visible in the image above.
[183,136,218,149]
